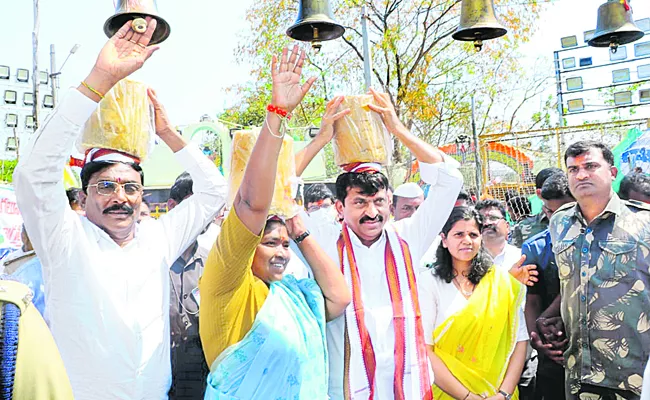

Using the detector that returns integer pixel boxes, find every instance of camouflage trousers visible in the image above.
[566,384,639,400]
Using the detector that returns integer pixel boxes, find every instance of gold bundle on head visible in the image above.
[228,129,297,218]
[333,95,392,166]
[79,79,155,161]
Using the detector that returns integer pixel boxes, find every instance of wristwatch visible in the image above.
[498,390,512,400]
[294,230,311,244]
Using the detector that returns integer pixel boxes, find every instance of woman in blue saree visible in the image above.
[199,45,351,400]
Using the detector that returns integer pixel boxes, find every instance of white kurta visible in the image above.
[303,157,463,400]
[492,242,521,271]
[14,89,227,400]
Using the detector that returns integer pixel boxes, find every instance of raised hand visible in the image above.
[285,212,308,241]
[83,17,160,98]
[508,255,539,286]
[271,45,317,114]
[315,96,350,143]
[147,88,173,136]
[366,87,403,134]
[147,87,187,152]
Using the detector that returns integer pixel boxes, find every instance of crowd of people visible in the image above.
[2,17,650,400]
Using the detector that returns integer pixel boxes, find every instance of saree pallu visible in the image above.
[204,275,328,400]
[432,267,525,400]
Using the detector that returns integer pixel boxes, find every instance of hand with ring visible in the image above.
[80,16,161,99]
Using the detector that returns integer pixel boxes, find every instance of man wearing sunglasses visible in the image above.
[13,19,226,400]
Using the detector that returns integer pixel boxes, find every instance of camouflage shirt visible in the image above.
[549,194,650,395]
[511,213,549,248]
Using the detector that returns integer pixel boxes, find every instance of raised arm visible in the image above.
[378,88,463,258]
[147,90,227,264]
[14,18,159,267]
[367,87,444,164]
[235,46,316,235]
[285,214,350,321]
[295,96,349,177]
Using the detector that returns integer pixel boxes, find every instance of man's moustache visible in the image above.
[359,215,384,224]
[103,204,134,215]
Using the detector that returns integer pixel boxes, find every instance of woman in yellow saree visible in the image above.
[418,206,529,400]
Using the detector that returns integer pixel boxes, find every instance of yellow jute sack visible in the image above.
[78,79,155,161]
[228,129,298,218]
[333,95,392,166]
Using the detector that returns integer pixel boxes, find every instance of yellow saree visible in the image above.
[432,266,525,399]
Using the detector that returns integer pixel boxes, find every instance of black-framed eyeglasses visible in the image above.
[483,215,504,222]
[88,180,143,196]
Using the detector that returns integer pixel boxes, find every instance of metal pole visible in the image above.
[32,0,40,129]
[471,95,482,198]
[553,50,564,128]
[13,128,19,163]
[50,44,57,107]
[361,5,372,91]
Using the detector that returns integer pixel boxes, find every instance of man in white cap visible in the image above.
[392,182,425,221]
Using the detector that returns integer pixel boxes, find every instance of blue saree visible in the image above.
[204,275,328,399]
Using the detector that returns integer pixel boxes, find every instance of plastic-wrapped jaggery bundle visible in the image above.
[79,79,155,161]
[333,95,391,166]
[228,129,297,218]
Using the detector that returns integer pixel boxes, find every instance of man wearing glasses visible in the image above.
[475,199,523,270]
[13,19,226,400]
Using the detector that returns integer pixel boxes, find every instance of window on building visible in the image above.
[16,68,29,83]
[4,90,17,105]
[5,114,18,128]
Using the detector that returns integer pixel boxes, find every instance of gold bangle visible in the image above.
[81,81,105,100]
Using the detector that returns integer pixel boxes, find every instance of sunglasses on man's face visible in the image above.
[88,180,143,196]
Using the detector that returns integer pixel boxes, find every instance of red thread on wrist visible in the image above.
[267,104,291,120]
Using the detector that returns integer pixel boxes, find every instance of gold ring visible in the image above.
[129,39,138,44]
[137,43,147,49]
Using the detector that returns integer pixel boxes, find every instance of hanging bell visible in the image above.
[286,0,345,52]
[588,0,644,53]
[453,0,507,51]
[104,0,171,45]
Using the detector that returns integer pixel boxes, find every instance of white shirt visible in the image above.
[418,269,529,347]
[13,90,227,400]
[492,242,521,271]
[642,356,650,400]
[419,235,442,272]
[303,157,463,400]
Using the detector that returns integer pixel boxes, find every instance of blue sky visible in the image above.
[2,0,649,126]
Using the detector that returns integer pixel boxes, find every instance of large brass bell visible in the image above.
[453,0,507,51]
[588,0,644,53]
[104,0,171,45]
[286,0,345,52]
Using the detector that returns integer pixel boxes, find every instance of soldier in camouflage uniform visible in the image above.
[511,212,548,248]
[510,168,564,248]
[550,141,650,400]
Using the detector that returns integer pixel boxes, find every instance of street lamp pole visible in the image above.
[49,44,80,107]
[361,5,372,91]
[50,44,57,106]
[32,0,40,129]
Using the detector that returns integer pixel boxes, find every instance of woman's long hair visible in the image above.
[433,206,492,285]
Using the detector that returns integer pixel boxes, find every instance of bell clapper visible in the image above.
[310,26,322,53]
[609,41,619,53]
[473,40,484,52]
[132,18,148,33]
